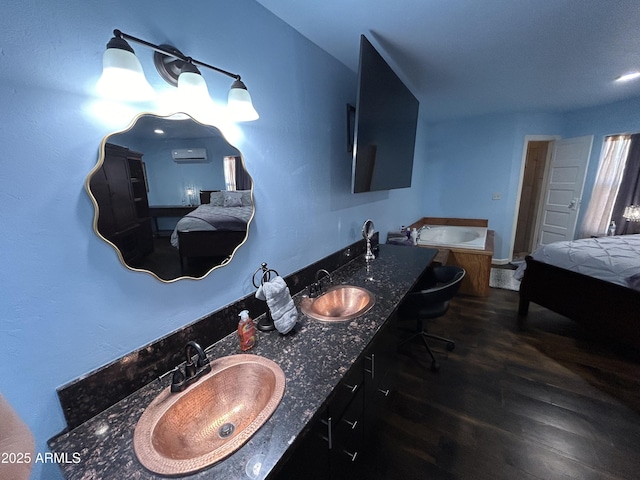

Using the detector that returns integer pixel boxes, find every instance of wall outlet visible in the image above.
[492,192,502,200]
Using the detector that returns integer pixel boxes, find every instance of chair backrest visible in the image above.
[410,265,466,306]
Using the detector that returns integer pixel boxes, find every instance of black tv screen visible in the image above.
[352,35,419,193]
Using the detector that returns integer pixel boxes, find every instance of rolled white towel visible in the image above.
[255,276,298,334]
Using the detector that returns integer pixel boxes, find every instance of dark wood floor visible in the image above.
[363,287,640,480]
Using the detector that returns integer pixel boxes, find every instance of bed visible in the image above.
[516,234,640,347]
[170,190,253,269]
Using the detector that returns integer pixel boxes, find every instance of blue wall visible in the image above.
[422,112,563,259]
[0,1,425,478]
[422,102,640,260]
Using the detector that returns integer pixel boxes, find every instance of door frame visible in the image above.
[508,135,560,262]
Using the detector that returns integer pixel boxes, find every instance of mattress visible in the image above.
[514,234,640,290]
[170,204,253,247]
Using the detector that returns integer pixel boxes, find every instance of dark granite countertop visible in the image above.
[49,244,436,479]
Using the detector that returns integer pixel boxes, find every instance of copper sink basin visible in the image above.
[300,285,375,322]
[133,354,285,476]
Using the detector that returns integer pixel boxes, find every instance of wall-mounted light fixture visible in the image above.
[615,71,640,83]
[96,29,259,122]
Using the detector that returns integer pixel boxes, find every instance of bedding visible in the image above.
[514,234,640,290]
[170,203,253,248]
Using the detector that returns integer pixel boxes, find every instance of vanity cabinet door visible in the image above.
[271,359,364,480]
[273,408,330,480]
[329,388,364,480]
[364,315,398,392]
[328,357,363,419]
[272,315,403,480]
[327,357,364,478]
[363,314,399,438]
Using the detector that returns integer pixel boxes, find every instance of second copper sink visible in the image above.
[300,285,375,322]
[133,354,285,476]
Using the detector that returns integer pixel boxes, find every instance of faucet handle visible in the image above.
[185,362,197,379]
[170,368,186,393]
[196,355,209,369]
[308,282,321,298]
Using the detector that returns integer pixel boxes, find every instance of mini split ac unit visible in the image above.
[171,148,208,162]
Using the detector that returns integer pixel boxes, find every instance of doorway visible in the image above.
[512,140,552,262]
[511,135,593,263]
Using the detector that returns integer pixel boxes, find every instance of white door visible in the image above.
[535,136,593,246]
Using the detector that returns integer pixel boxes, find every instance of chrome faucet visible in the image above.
[363,219,375,262]
[309,269,332,298]
[416,225,431,241]
[171,341,212,393]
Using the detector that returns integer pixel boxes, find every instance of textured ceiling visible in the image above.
[255,0,640,120]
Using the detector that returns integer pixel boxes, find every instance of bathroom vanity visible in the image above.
[48,244,437,479]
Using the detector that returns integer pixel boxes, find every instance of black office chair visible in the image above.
[398,265,466,372]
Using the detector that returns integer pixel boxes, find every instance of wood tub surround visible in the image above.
[409,217,495,297]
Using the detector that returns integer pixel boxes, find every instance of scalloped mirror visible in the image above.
[86,113,254,282]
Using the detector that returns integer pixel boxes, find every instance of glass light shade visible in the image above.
[228,86,259,122]
[96,48,156,102]
[177,71,211,104]
[623,205,640,222]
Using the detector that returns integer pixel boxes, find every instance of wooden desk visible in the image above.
[148,205,196,236]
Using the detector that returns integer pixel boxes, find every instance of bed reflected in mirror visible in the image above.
[86,113,254,282]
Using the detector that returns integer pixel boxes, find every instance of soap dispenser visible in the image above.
[237,310,256,351]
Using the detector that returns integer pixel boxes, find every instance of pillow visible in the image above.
[209,191,225,206]
[222,191,243,207]
[238,189,252,206]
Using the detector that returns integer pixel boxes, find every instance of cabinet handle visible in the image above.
[343,418,358,430]
[343,383,359,393]
[326,417,333,449]
[377,388,390,397]
[343,450,359,462]
[365,353,375,379]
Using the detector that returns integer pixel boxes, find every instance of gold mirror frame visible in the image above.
[86,113,255,282]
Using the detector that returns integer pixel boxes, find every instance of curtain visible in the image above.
[223,156,236,190]
[611,133,640,233]
[223,156,251,191]
[235,156,251,190]
[579,135,631,237]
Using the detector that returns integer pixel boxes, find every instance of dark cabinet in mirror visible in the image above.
[87,113,254,282]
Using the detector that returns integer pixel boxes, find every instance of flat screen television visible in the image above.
[351,35,419,193]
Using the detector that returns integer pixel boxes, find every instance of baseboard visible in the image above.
[491,258,511,265]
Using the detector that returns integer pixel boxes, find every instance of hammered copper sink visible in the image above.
[133,354,285,476]
[300,285,376,322]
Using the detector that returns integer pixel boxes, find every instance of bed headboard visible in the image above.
[199,190,220,204]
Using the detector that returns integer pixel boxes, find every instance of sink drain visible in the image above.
[218,422,235,438]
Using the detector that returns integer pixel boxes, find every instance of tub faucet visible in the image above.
[171,341,211,393]
[309,269,332,298]
[417,225,431,240]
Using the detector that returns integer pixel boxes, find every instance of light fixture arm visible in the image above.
[113,29,241,82]
[102,29,258,120]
